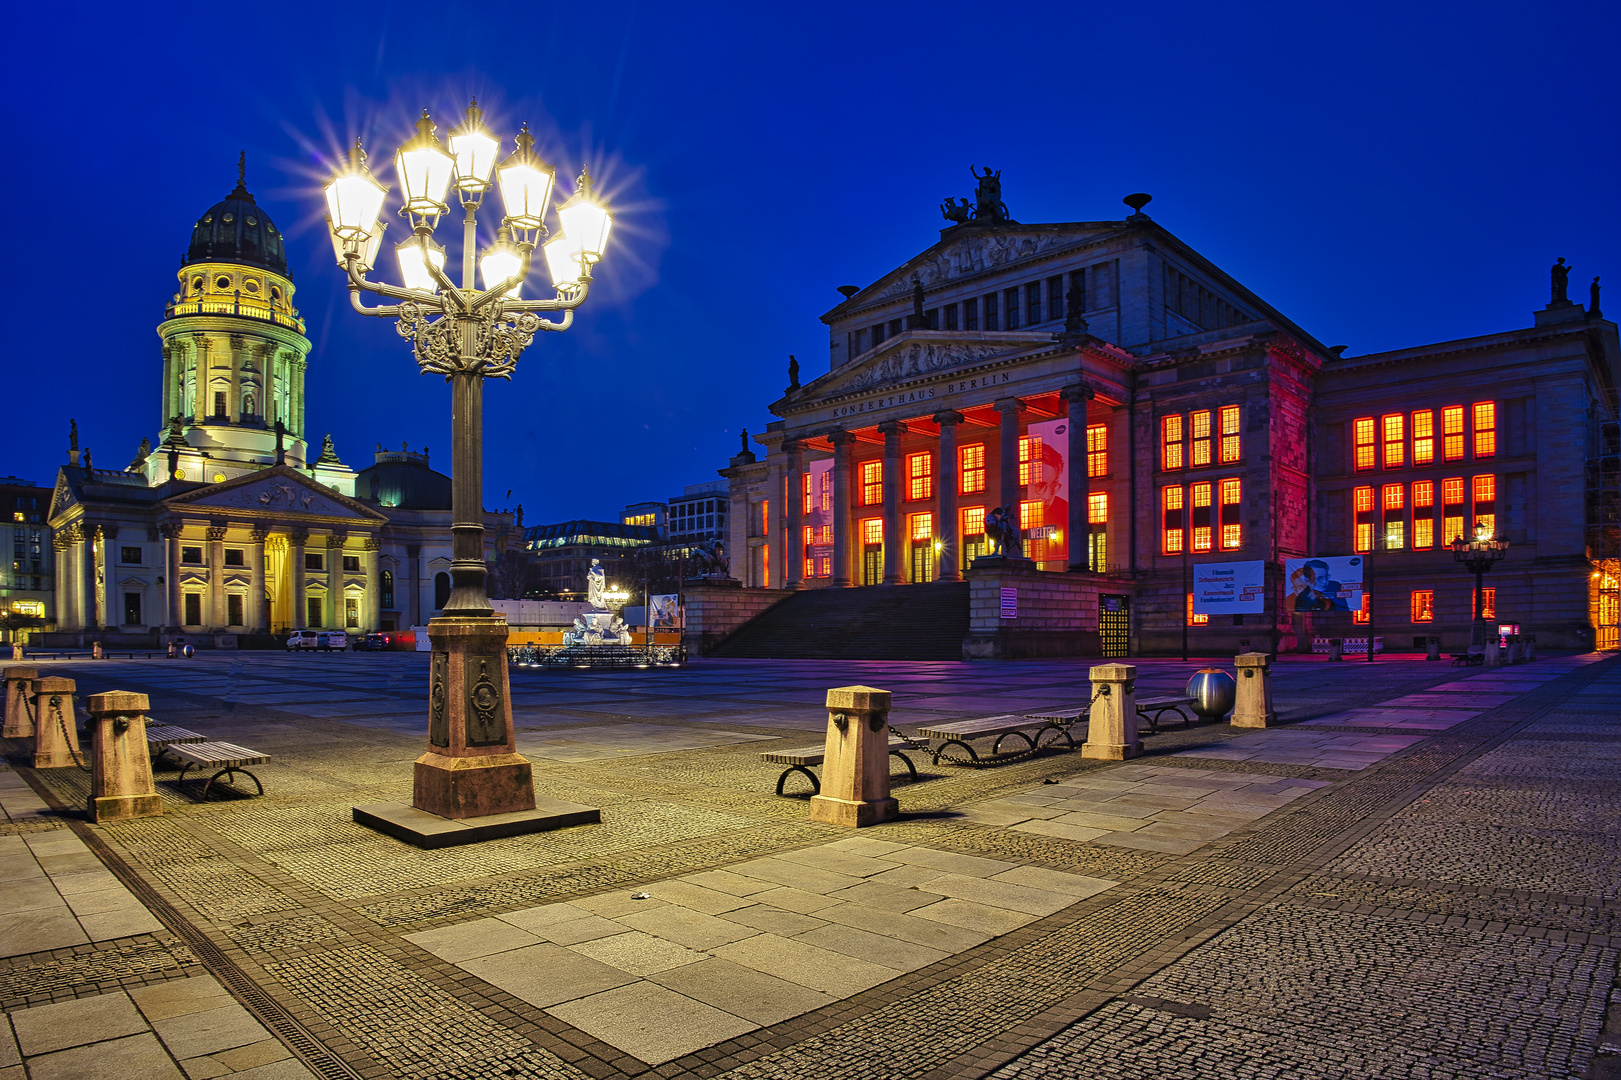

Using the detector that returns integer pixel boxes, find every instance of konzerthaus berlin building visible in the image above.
[721,180,1620,656]
[43,167,515,647]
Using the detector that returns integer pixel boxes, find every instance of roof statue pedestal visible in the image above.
[1536,257,1589,327]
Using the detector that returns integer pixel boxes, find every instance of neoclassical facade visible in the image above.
[45,169,514,646]
[722,184,1619,654]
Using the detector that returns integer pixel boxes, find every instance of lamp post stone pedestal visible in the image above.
[413,617,532,818]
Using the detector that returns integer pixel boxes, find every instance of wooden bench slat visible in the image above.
[146,726,207,747]
[913,715,1041,740]
[168,742,271,768]
[762,736,910,766]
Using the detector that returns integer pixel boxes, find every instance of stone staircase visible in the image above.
[709,582,971,660]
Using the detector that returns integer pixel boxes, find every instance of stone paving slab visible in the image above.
[0,818,160,957]
[1173,728,1428,769]
[512,723,780,762]
[406,838,1115,1065]
[1297,706,1482,731]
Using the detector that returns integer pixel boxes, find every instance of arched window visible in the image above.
[434,572,450,610]
[381,570,394,610]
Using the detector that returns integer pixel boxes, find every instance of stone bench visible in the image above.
[166,741,270,800]
[910,714,1074,765]
[1451,649,1485,667]
[761,736,919,795]
[1136,695,1197,733]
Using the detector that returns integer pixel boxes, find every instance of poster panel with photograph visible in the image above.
[1283,556,1364,616]
[1192,560,1267,614]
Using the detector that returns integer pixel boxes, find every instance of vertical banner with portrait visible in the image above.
[650,594,682,628]
[1025,417,1070,567]
[1283,556,1364,617]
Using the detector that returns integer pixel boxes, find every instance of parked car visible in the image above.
[357,633,391,651]
[316,631,348,651]
[285,630,320,651]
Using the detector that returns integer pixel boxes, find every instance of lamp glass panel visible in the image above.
[327,219,384,271]
[396,145,454,212]
[324,173,387,237]
[558,198,612,257]
[450,129,500,189]
[480,247,523,298]
[543,233,583,287]
[396,237,445,292]
[498,162,555,228]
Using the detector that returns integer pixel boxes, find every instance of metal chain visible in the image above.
[23,692,91,773]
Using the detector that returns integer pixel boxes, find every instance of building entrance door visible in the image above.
[962,535,986,571]
[1099,594,1130,657]
[910,542,935,583]
[862,546,882,586]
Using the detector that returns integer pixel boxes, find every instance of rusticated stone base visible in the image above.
[1080,741,1142,761]
[809,793,899,828]
[90,793,163,823]
[413,752,536,820]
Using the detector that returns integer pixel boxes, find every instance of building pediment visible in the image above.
[830,223,1121,315]
[161,466,386,524]
[793,332,1050,403]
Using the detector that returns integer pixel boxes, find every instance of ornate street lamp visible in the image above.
[324,103,612,835]
[1451,523,1509,646]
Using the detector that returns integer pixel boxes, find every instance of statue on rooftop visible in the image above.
[787,354,800,391]
[971,166,1010,222]
[1552,257,1570,304]
[740,429,749,454]
[69,419,78,452]
[1592,276,1603,318]
[940,196,971,225]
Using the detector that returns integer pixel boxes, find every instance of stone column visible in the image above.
[192,334,211,422]
[809,685,899,827]
[86,691,161,822]
[89,525,106,632]
[365,537,382,632]
[1082,663,1141,760]
[879,421,905,585]
[407,543,423,627]
[328,533,347,630]
[248,527,268,632]
[934,411,962,581]
[163,524,183,632]
[996,397,1025,514]
[783,442,804,590]
[207,522,227,630]
[1231,652,1277,729]
[290,530,308,629]
[52,535,72,630]
[831,430,855,587]
[31,676,83,769]
[228,334,244,421]
[1062,385,1095,572]
[3,667,38,738]
[765,459,784,589]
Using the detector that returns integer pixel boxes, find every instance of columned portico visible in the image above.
[290,530,308,629]
[783,441,804,589]
[934,411,963,581]
[163,525,182,631]
[1062,384,1094,572]
[208,523,228,629]
[831,430,855,586]
[996,397,1025,513]
[879,421,905,585]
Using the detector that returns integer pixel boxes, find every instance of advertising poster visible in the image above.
[1283,556,1364,616]
[805,458,833,575]
[1192,560,1267,614]
[1024,417,1069,566]
[650,594,681,627]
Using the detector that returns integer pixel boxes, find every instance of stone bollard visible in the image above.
[1526,635,1537,662]
[1426,636,1442,662]
[1483,641,1501,668]
[86,692,162,822]
[3,666,38,739]
[92,641,104,661]
[1328,637,1343,661]
[809,685,898,827]
[1231,652,1277,729]
[166,641,177,659]
[1082,664,1141,760]
[10,644,21,660]
[31,677,84,769]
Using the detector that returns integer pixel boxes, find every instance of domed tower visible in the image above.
[150,157,349,490]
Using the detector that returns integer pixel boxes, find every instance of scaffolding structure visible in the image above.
[1587,387,1620,650]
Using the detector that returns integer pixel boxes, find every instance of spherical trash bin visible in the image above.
[1186,668,1236,721]
[180,645,195,659]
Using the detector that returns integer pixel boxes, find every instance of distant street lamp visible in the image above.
[324,102,612,827]
[1451,523,1509,646]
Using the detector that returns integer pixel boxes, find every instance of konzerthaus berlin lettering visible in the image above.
[717,178,1619,658]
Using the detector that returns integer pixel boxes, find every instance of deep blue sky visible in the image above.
[5,2,1617,521]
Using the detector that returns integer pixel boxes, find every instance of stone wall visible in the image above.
[683,583,790,655]
[962,561,1100,658]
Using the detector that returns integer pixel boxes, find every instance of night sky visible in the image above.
[6,2,1617,522]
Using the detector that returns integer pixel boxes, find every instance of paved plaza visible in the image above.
[0,650,1618,1079]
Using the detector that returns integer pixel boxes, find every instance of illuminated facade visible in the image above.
[44,168,515,647]
[0,477,54,638]
[722,188,1618,655]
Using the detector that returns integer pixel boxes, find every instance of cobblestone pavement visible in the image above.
[0,651,1617,1079]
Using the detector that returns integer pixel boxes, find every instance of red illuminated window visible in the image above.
[1353,418,1376,471]
[910,513,932,541]
[1382,414,1404,469]
[1019,435,1044,487]
[907,452,932,501]
[962,506,985,537]
[861,460,882,505]
[1191,410,1212,467]
[1219,478,1242,549]
[1412,481,1435,549]
[1412,410,1435,466]
[1354,485,1374,552]
[1353,592,1370,624]
[1190,481,1213,552]
[862,518,883,545]
[1473,474,1497,536]
[1088,493,1107,523]
[1411,590,1434,623]
[1219,405,1241,463]
[1087,424,1107,477]
[1442,477,1467,544]
[960,444,986,494]
[1471,587,1497,620]
[1383,483,1405,550]
[1162,415,1184,471]
[1187,592,1209,626]
[1162,485,1184,554]
[1442,406,1465,461]
[802,473,814,515]
[1473,401,1496,459]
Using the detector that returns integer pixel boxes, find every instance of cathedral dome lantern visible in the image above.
[184,154,288,275]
